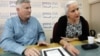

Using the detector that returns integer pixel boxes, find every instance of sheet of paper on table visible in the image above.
[41,47,71,56]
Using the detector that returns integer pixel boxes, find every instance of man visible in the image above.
[0,0,48,56]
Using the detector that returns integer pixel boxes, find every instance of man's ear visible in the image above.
[16,8,19,11]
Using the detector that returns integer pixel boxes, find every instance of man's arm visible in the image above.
[36,21,49,46]
[0,19,26,55]
[38,22,46,42]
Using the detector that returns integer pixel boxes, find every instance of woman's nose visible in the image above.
[75,10,79,15]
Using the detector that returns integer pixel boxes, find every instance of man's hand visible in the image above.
[24,47,40,56]
[37,41,49,46]
[63,43,79,56]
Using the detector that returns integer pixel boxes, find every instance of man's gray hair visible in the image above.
[65,0,78,15]
[16,0,30,8]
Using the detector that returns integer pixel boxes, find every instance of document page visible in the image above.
[41,47,71,56]
[46,49,62,56]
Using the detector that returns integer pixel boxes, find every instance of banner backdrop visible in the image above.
[0,0,83,31]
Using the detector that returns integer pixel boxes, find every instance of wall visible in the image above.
[88,0,100,4]
[0,0,90,43]
[90,2,100,34]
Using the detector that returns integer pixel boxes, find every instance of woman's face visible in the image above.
[67,3,80,20]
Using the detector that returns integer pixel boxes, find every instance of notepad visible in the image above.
[41,47,71,56]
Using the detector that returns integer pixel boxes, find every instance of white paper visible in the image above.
[46,49,62,56]
[41,47,71,56]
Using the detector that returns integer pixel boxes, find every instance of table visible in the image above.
[0,43,61,56]
[76,44,100,56]
[0,40,100,56]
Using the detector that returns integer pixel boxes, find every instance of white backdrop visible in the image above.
[0,0,83,32]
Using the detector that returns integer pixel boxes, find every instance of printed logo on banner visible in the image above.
[42,12,58,19]
[51,2,58,8]
[0,13,10,19]
[0,1,9,7]
[51,12,58,19]
[42,2,58,8]
[31,2,42,8]
[42,2,51,8]
[42,12,51,18]
[9,1,16,7]
[43,23,52,28]
[32,13,42,19]
[10,12,17,17]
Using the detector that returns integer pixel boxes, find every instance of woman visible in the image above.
[52,0,89,56]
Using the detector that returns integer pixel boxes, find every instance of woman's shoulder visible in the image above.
[59,15,67,19]
[80,16,87,22]
[80,16,88,25]
[58,15,67,22]
[57,15,67,27]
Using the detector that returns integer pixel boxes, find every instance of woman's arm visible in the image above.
[52,16,67,43]
[78,16,89,41]
[60,38,80,56]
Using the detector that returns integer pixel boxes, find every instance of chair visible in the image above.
[51,22,58,43]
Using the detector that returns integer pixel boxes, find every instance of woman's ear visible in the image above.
[66,13,69,17]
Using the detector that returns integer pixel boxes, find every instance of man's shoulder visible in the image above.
[8,16,18,21]
[6,16,17,22]
[30,16,39,22]
[30,16,37,20]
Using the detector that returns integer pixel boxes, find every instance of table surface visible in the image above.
[0,40,100,56]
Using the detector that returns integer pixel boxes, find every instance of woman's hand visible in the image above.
[63,43,79,56]
[60,39,79,56]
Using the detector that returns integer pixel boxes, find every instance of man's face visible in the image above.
[17,3,31,21]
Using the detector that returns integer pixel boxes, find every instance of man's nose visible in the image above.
[28,8,31,12]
